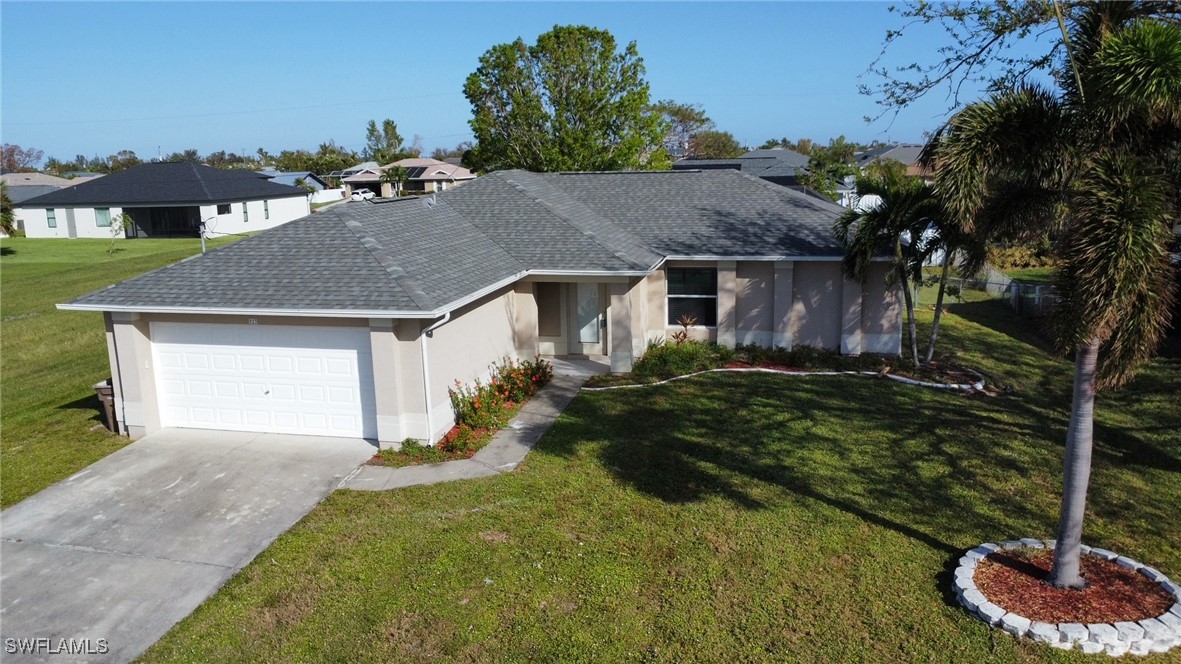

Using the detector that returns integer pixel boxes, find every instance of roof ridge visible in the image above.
[331,205,436,310]
[497,171,660,270]
[728,168,847,214]
[191,162,214,201]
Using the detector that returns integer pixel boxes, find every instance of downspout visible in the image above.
[419,312,452,445]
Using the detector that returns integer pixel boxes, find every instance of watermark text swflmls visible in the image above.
[4,637,110,655]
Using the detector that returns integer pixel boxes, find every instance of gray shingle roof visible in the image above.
[20,162,307,208]
[64,169,846,316]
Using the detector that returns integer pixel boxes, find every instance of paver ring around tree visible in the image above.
[954,539,1181,656]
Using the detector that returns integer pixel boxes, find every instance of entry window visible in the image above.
[243,203,249,223]
[217,203,231,215]
[537,283,562,337]
[263,200,270,219]
[667,268,717,326]
[95,208,111,227]
[47,209,57,228]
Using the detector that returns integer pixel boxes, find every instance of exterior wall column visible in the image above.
[103,312,126,435]
[608,282,634,373]
[369,318,403,447]
[110,312,158,438]
[716,261,737,347]
[627,277,648,364]
[841,277,863,355]
[511,282,539,359]
[773,260,795,349]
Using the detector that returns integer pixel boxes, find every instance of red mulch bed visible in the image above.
[975,549,1175,624]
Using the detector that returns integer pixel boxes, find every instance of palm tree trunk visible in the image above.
[1048,338,1100,590]
[924,249,953,365]
[897,264,920,367]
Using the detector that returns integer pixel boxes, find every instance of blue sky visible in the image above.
[1,2,1050,164]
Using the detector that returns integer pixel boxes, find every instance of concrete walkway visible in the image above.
[342,374,587,491]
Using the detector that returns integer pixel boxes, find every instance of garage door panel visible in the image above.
[152,323,377,439]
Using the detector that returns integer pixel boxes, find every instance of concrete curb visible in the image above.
[954,540,1181,656]
[338,375,586,491]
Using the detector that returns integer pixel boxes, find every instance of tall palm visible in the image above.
[834,169,943,367]
[923,3,1180,588]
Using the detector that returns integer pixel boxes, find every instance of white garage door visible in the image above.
[152,322,377,439]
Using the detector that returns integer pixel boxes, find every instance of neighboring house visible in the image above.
[1,172,83,233]
[18,162,310,239]
[325,161,381,183]
[59,169,901,446]
[855,144,932,180]
[258,169,344,205]
[342,158,476,198]
[672,148,811,188]
[257,169,328,190]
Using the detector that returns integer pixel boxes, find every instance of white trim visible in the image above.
[57,303,447,318]
[527,269,651,277]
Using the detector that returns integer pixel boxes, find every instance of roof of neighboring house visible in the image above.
[257,170,328,189]
[18,162,307,207]
[6,185,64,205]
[856,144,930,177]
[63,169,847,316]
[1,172,75,187]
[672,148,810,181]
[343,158,477,185]
[341,169,383,184]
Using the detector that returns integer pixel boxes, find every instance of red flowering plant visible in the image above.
[447,356,554,430]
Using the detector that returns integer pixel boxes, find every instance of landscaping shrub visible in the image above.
[987,242,1055,270]
[631,340,734,381]
[448,355,553,429]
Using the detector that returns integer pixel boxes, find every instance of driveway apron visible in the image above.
[0,429,374,663]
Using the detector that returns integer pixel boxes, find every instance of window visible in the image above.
[667,267,717,326]
[47,209,57,228]
[242,203,249,223]
[263,200,270,219]
[95,208,111,227]
[216,203,231,215]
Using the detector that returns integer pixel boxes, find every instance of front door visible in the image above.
[571,283,605,356]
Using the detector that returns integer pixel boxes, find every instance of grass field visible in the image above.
[1004,267,1058,285]
[140,298,1181,662]
[0,236,239,507]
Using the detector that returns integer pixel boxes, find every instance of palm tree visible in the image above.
[923,3,1180,588]
[833,169,943,367]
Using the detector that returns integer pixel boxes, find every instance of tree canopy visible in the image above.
[364,119,418,165]
[463,25,666,172]
[1,144,44,173]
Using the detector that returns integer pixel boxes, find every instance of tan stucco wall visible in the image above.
[735,262,774,347]
[791,262,845,351]
[425,286,520,441]
[860,263,903,354]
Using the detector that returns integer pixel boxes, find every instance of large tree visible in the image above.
[364,119,413,165]
[919,2,1180,588]
[652,100,713,157]
[463,25,665,172]
[798,136,859,201]
[687,130,745,159]
[1,144,44,173]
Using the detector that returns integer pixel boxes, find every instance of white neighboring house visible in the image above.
[1,172,93,235]
[17,162,310,239]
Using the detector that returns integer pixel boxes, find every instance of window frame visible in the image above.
[242,202,249,223]
[46,209,57,228]
[263,200,270,220]
[216,203,231,215]
[95,207,112,227]
[666,267,718,327]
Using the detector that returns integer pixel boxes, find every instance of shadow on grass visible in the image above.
[58,393,107,427]
[1,246,15,256]
[542,373,1080,557]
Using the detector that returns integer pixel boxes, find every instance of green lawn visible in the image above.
[1005,267,1058,285]
[141,301,1181,662]
[0,236,239,507]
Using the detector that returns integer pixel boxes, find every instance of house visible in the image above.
[672,148,811,188]
[18,162,310,239]
[59,169,901,446]
[855,144,932,180]
[1,172,85,233]
[341,158,476,198]
[258,169,344,205]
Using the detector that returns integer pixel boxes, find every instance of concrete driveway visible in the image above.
[0,428,375,663]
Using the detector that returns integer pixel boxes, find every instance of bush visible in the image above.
[987,242,1055,270]
[733,344,894,373]
[631,340,734,381]
[448,355,553,429]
